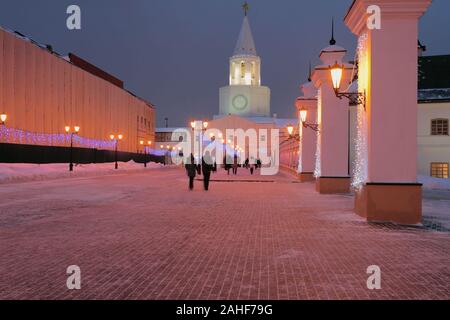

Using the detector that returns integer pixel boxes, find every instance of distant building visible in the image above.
[417,54,450,178]
[155,127,187,150]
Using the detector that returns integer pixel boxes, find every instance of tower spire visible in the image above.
[233,5,257,56]
[243,2,249,16]
[329,17,336,45]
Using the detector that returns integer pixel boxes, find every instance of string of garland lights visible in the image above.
[314,89,322,178]
[351,33,369,189]
[0,125,116,150]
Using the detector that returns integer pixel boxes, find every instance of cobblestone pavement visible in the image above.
[0,167,449,300]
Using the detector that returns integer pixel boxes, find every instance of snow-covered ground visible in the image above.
[418,175,450,190]
[0,161,165,184]
[419,175,450,232]
[0,163,448,231]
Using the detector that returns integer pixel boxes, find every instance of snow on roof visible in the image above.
[418,88,450,103]
[244,117,298,128]
[320,44,346,54]
[233,16,257,57]
[155,127,187,133]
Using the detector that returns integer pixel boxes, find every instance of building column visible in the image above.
[345,0,432,224]
[295,81,317,182]
[311,45,353,194]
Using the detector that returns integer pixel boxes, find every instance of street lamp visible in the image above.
[140,140,152,168]
[1,113,7,125]
[299,108,319,132]
[330,61,366,109]
[139,140,146,167]
[110,134,123,169]
[146,141,152,167]
[65,125,80,172]
[190,120,209,169]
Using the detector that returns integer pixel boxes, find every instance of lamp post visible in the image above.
[110,134,123,169]
[146,141,152,168]
[65,125,80,172]
[139,140,146,167]
[0,113,7,126]
[330,62,366,109]
[190,120,208,168]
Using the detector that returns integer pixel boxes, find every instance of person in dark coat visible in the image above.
[225,154,232,175]
[256,159,262,169]
[202,151,213,191]
[185,154,196,190]
[250,157,255,175]
[232,154,238,175]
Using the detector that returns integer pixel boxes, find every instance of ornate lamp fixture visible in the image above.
[330,61,366,109]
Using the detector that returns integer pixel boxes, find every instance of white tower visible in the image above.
[218,4,271,118]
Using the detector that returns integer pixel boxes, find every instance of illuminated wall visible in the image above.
[0,27,155,153]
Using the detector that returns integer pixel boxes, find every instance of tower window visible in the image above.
[431,119,448,135]
[431,163,449,179]
[241,62,245,79]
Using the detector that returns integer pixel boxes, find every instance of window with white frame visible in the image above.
[431,119,449,135]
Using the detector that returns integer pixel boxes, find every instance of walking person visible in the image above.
[232,154,238,175]
[250,157,255,175]
[185,154,196,190]
[202,151,213,191]
[225,154,232,175]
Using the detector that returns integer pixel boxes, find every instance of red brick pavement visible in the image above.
[0,167,448,300]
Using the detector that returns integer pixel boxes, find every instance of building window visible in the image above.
[431,163,449,179]
[431,119,448,135]
[251,62,255,79]
[240,62,245,79]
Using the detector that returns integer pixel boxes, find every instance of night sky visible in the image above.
[1,0,449,127]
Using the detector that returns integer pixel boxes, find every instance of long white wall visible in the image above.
[0,28,155,153]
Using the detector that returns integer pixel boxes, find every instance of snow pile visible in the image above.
[0,161,165,184]
[419,175,450,190]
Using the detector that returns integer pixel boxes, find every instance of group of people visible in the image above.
[185,152,262,191]
[185,152,215,191]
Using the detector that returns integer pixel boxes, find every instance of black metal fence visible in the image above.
[0,143,165,165]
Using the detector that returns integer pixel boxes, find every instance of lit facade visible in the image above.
[0,26,155,154]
